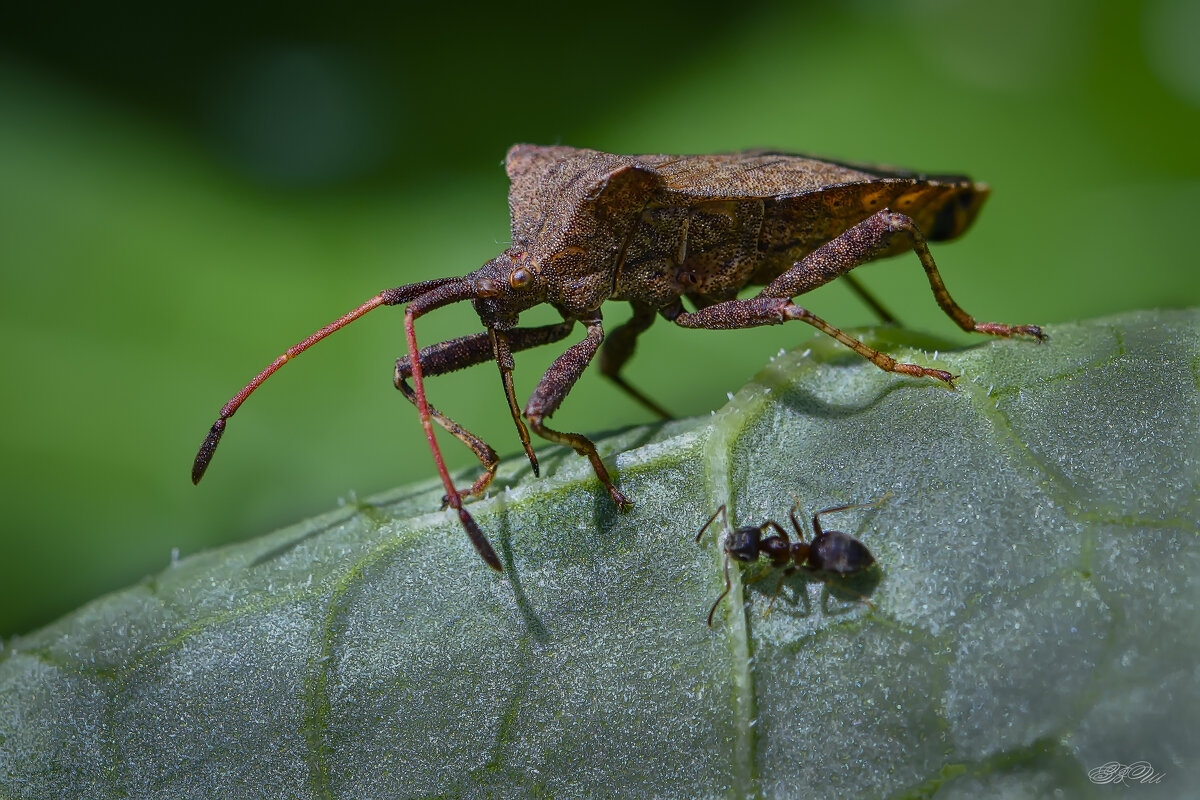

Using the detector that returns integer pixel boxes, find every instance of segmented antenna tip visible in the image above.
[191,419,226,484]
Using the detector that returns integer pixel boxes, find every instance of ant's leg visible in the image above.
[755,520,794,617]
[599,302,673,420]
[395,321,575,502]
[788,504,810,542]
[712,555,782,625]
[762,519,790,545]
[809,571,877,612]
[810,494,893,537]
[759,209,1043,341]
[696,504,742,627]
[673,296,958,385]
[524,318,631,508]
[763,566,796,617]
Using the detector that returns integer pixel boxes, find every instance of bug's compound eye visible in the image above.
[509,266,534,290]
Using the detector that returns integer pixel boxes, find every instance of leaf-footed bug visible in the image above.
[696,498,885,626]
[192,146,1043,571]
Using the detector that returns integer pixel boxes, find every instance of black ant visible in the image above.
[695,498,885,626]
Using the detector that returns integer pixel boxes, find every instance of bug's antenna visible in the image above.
[192,277,458,484]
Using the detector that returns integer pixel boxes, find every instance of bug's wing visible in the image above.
[638,152,886,200]
[641,151,987,243]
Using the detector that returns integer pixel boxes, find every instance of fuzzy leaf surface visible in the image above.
[2,308,1197,799]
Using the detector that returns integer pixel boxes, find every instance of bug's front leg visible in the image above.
[524,317,632,508]
[395,321,575,503]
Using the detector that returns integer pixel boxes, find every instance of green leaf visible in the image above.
[2,308,1197,799]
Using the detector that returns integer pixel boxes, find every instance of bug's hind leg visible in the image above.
[673,296,959,385]
[863,212,1043,340]
[672,208,1044,383]
[599,302,673,420]
[761,209,1043,341]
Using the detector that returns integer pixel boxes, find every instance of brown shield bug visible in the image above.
[696,499,885,626]
[192,146,1043,571]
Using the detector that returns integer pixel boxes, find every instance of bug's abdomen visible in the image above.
[749,178,988,285]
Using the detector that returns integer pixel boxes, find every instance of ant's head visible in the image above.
[724,526,763,562]
[808,529,875,575]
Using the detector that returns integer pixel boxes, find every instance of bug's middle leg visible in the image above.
[524,317,632,508]
[840,273,899,325]
[598,302,673,420]
[395,321,575,501]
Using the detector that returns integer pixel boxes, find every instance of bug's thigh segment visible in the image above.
[673,296,956,385]
[762,210,1043,340]
[524,320,632,508]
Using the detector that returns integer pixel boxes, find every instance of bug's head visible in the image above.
[466,249,548,329]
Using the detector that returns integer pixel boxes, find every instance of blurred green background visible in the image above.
[1,0,1197,636]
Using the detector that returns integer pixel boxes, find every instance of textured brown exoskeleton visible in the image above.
[192,145,1043,571]
[696,500,883,626]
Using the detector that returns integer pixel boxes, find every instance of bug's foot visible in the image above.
[440,488,480,510]
[974,321,1046,341]
[931,369,958,388]
[892,363,957,388]
[1019,324,1046,341]
[606,484,634,511]
[438,468,498,509]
